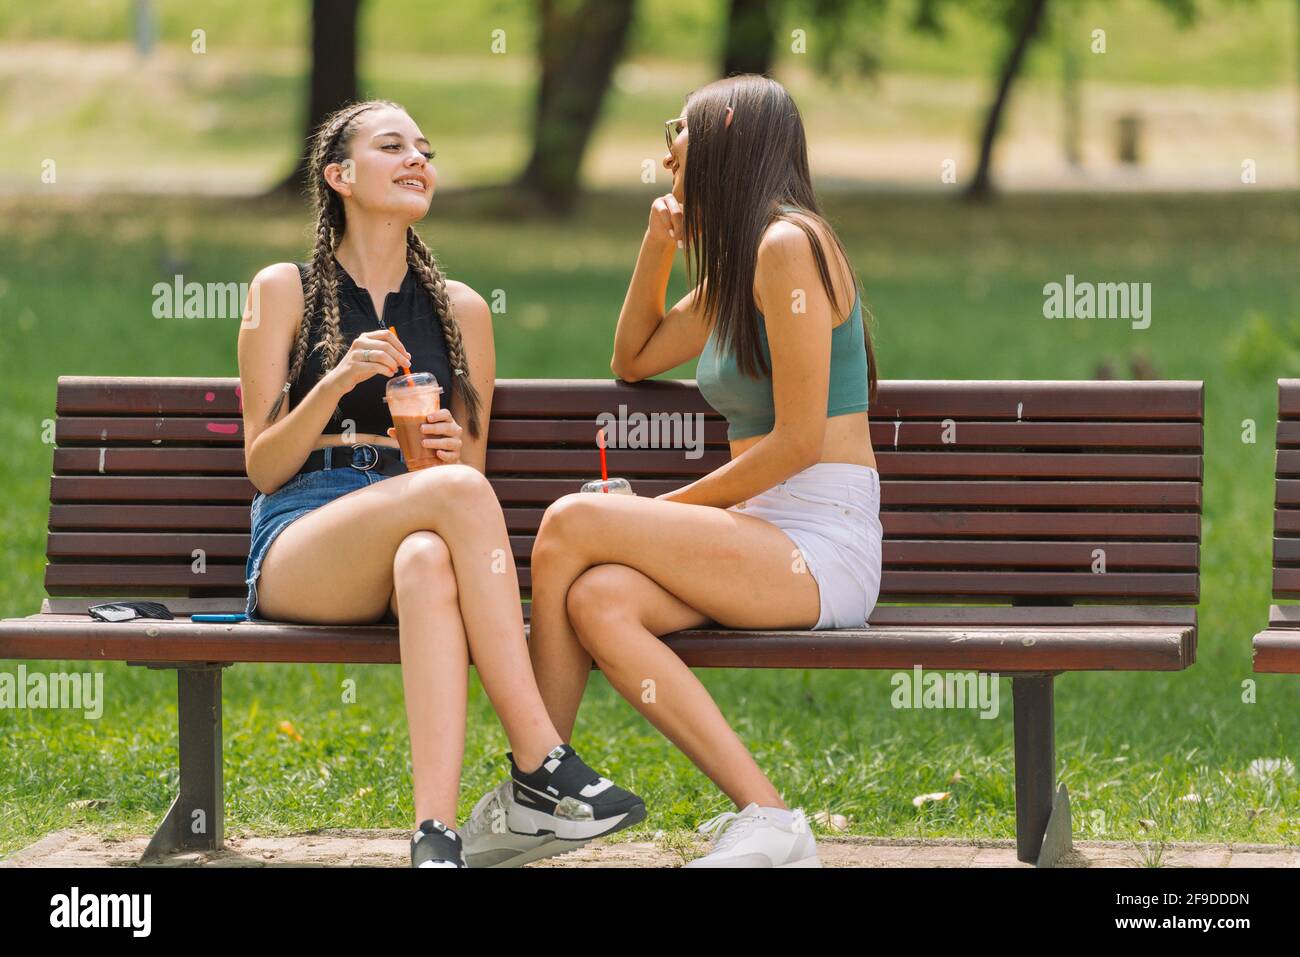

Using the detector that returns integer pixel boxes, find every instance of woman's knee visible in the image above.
[393,531,457,601]
[407,464,496,520]
[567,564,638,649]
[534,493,599,562]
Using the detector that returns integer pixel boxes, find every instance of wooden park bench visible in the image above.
[0,375,1204,866]
[1252,378,1300,674]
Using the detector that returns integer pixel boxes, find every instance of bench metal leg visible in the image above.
[141,665,225,862]
[1011,672,1073,866]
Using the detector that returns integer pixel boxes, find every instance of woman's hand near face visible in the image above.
[387,407,463,464]
[647,193,685,250]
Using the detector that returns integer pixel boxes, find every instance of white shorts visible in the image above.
[728,462,883,630]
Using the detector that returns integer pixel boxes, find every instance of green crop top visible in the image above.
[696,289,870,441]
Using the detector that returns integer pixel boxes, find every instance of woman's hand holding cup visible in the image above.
[387,407,462,465]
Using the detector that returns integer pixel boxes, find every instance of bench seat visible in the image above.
[5,604,1195,670]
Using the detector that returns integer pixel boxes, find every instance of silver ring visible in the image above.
[362,349,372,363]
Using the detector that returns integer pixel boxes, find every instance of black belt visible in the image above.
[296,443,408,478]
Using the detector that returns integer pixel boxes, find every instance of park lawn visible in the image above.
[0,188,1297,858]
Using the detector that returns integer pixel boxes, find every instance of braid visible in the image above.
[263,99,394,426]
[406,227,483,439]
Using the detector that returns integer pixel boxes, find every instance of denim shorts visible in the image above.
[727,462,883,629]
[244,447,400,621]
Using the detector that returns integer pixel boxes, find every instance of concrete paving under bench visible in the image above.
[4,830,1296,868]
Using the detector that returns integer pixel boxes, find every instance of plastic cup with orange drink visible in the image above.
[384,371,444,471]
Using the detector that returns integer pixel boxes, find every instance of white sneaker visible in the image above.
[684,803,821,868]
[461,779,572,868]
[461,751,646,869]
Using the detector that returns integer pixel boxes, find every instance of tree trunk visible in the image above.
[722,0,779,77]
[966,0,1049,201]
[514,0,637,215]
[269,0,362,198]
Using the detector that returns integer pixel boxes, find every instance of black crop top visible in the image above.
[287,259,454,437]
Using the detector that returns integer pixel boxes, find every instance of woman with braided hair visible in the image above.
[237,100,644,868]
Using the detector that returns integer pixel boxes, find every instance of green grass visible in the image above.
[1,188,1298,858]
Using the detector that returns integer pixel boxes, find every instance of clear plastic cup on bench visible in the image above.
[580,477,636,495]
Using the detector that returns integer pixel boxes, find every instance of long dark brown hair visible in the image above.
[681,75,878,405]
[264,99,483,437]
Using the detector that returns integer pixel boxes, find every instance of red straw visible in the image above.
[596,426,609,490]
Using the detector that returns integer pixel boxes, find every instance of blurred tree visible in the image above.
[271,0,362,197]
[722,0,782,76]
[793,0,888,78]
[966,0,1049,200]
[938,0,1203,199]
[1058,2,1081,167]
[516,0,637,214]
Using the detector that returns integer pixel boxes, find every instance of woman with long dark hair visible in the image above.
[237,100,643,868]
[462,75,883,868]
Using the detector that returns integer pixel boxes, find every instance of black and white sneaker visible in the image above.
[410,818,467,868]
[462,744,646,868]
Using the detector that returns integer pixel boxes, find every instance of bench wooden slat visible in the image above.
[881,512,1199,539]
[52,447,737,477]
[58,415,1205,452]
[46,564,248,590]
[49,475,1203,510]
[46,505,1201,542]
[1275,450,1300,476]
[45,532,1198,571]
[1272,567,1300,599]
[1273,479,1300,507]
[881,541,1197,569]
[30,598,1193,629]
[40,562,1197,601]
[48,533,251,559]
[55,376,1204,420]
[0,614,1194,670]
[1272,510,1300,535]
[1253,630,1300,673]
[1277,378,1300,418]
[52,446,1203,481]
[1274,421,1300,447]
[505,419,1203,450]
[1271,537,1300,564]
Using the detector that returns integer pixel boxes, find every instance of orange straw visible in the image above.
[388,325,412,376]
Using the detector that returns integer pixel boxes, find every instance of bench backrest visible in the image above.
[43,376,1204,615]
[1272,379,1300,599]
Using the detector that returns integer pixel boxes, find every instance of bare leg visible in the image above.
[254,464,563,821]
[528,492,820,808]
[390,531,467,825]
